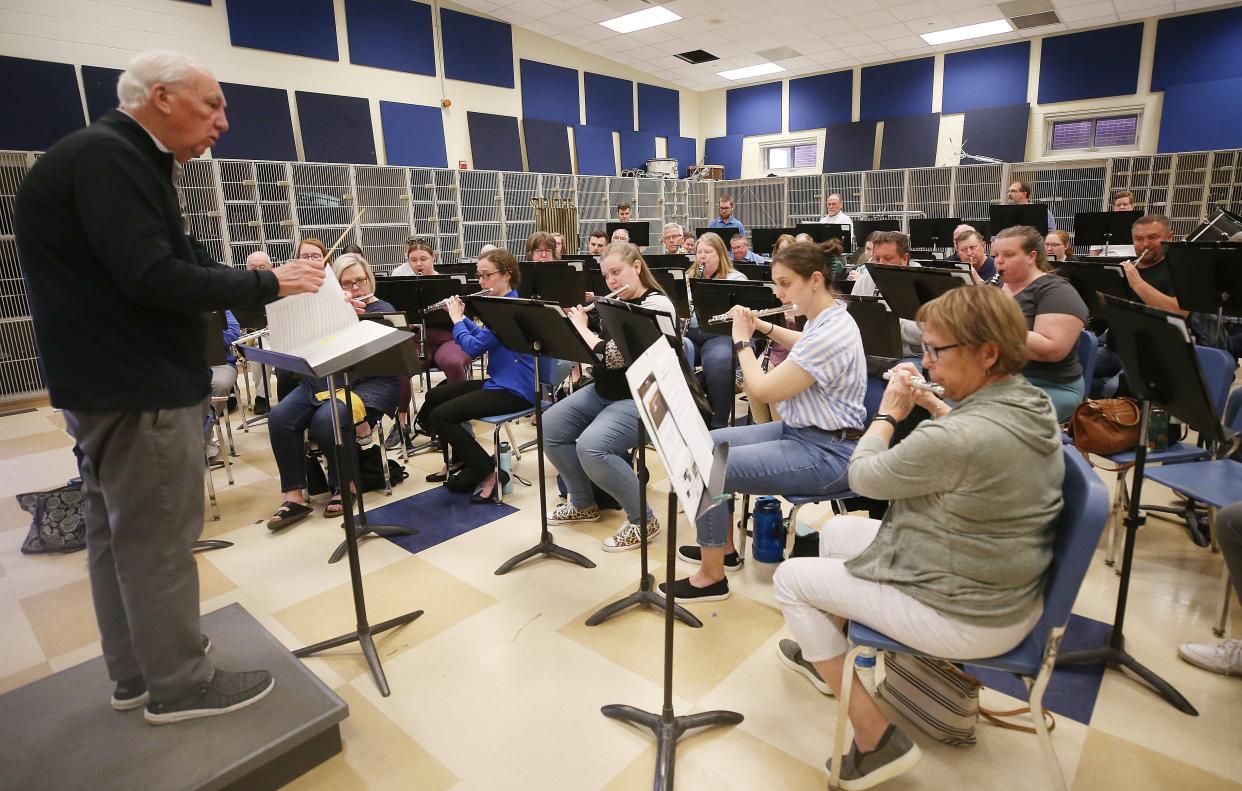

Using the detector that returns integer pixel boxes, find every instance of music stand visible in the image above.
[1164,242,1242,346]
[435,262,477,278]
[865,264,972,321]
[840,295,903,359]
[852,219,900,246]
[649,267,691,322]
[606,222,651,247]
[518,262,586,308]
[1073,210,1143,255]
[1057,261,1134,331]
[469,296,600,575]
[230,307,271,429]
[690,280,780,425]
[909,217,963,250]
[794,222,852,249]
[1057,295,1229,717]
[989,204,1049,235]
[964,218,991,240]
[732,262,771,281]
[752,227,796,255]
[696,226,740,247]
[586,298,701,628]
[560,253,596,263]
[644,254,693,270]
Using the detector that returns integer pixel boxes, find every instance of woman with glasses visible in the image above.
[264,254,401,527]
[526,232,557,262]
[295,237,328,266]
[415,248,535,502]
[772,286,1063,790]
[1044,229,1074,263]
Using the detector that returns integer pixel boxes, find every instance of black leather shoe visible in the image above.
[446,468,482,493]
[251,396,269,416]
[471,470,510,504]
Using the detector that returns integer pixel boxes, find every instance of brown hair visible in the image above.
[690,232,735,280]
[718,194,734,206]
[589,229,607,241]
[1046,229,1071,251]
[771,241,840,292]
[525,231,557,259]
[1010,179,1033,199]
[771,233,796,257]
[297,237,328,260]
[917,286,1029,376]
[600,242,665,296]
[405,236,435,257]
[995,225,1052,272]
[1112,190,1134,207]
[479,247,521,289]
[953,228,984,246]
[871,230,910,258]
[617,202,631,212]
[1133,213,1172,233]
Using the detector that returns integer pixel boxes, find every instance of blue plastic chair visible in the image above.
[475,356,569,503]
[1076,329,1098,397]
[829,447,1110,791]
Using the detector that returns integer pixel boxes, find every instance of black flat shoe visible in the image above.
[425,464,462,483]
[471,470,510,504]
[446,468,483,493]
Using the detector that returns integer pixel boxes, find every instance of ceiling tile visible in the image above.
[844,42,893,58]
[1110,0,1173,11]
[865,22,920,41]
[902,12,959,32]
[948,4,1007,24]
[889,0,948,20]
[846,8,903,26]
[1053,0,1116,20]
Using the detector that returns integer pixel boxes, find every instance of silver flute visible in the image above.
[583,283,631,312]
[882,370,946,397]
[708,303,798,325]
[424,288,492,314]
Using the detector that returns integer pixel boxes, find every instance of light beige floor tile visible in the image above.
[0,409,61,441]
[0,661,52,695]
[19,577,99,659]
[0,530,88,599]
[0,429,73,461]
[1074,727,1242,790]
[0,446,81,500]
[0,576,45,676]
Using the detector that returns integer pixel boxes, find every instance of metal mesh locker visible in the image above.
[458,170,502,257]
[825,173,864,216]
[861,170,905,217]
[953,163,1003,224]
[636,178,664,252]
[686,180,712,236]
[353,165,414,274]
[1206,150,1238,210]
[1169,152,1210,238]
[289,162,357,256]
[433,168,462,257]
[501,171,538,255]
[787,175,822,223]
[607,176,639,222]
[576,175,609,250]
[1051,163,1107,237]
[0,317,41,400]
[181,159,228,265]
[905,167,953,220]
[217,160,264,263]
[710,179,787,230]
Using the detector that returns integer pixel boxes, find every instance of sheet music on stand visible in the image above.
[626,339,728,521]
[264,264,396,371]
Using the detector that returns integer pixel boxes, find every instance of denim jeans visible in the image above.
[685,326,745,428]
[544,384,652,523]
[268,380,356,492]
[695,421,854,548]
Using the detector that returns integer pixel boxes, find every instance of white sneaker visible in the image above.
[1178,639,1242,676]
[602,516,660,552]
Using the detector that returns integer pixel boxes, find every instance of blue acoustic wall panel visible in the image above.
[81,65,122,121]
[574,125,616,176]
[441,9,513,88]
[380,101,446,167]
[585,72,633,131]
[668,136,696,178]
[789,71,852,132]
[638,83,679,137]
[226,0,338,61]
[879,113,940,170]
[211,83,298,161]
[344,0,436,75]
[960,103,1029,164]
[1158,78,1242,153]
[823,121,876,173]
[523,119,572,174]
[468,112,523,171]
[704,135,743,181]
[0,57,84,150]
[520,60,580,126]
[619,130,657,171]
[1038,25,1142,104]
[1153,6,1242,89]
[942,42,1029,114]
[861,58,933,121]
[726,81,782,137]
[295,91,376,164]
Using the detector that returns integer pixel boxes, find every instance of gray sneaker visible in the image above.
[826,724,921,791]
[547,502,601,524]
[602,516,660,552]
[144,668,274,725]
[777,639,832,696]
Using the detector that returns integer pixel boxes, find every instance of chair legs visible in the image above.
[493,424,505,504]
[829,644,864,790]
[504,422,521,462]
[1029,628,1069,791]
[1216,570,1234,638]
[1106,468,1130,568]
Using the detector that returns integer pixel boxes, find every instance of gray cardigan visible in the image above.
[845,375,1064,627]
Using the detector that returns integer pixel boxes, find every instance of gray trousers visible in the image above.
[64,404,214,700]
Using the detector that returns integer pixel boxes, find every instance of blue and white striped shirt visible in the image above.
[778,302,867,430]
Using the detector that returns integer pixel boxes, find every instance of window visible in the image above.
[1046,112,1140,154]
[763,141,818,174]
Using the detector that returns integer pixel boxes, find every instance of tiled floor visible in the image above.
[1,396,1239,790]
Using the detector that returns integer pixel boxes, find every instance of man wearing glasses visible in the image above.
[1006,180,1056,232]
[660,223,685,255]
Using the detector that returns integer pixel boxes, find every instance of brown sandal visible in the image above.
[323,495,343,518]
[267,501,311,531]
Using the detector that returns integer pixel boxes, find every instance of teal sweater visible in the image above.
[846,375,1064,626]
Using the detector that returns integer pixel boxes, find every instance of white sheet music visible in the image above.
[266,264,357,355]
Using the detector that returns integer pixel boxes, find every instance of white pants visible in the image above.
[773,516,1042,663]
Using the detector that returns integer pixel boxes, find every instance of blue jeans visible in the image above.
[685,326,743,428]
[268,380,357,492]
[695,421,854,548]
[544,384,652,523]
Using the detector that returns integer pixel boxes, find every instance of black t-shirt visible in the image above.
[1136,258,1176,298]
[1013,275,1089,384]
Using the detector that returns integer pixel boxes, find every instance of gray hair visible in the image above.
[117,50,211,110]
[662,222,684,236]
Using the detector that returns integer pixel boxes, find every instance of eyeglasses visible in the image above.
[299,252,324,261]
[476,270,501,280]
[341,277,369,291]
[921,342,962,362]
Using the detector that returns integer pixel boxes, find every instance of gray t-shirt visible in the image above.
[1013,275,1088,384]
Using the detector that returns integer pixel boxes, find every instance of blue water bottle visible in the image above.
[498,442,514,495]
[751,496,786,563]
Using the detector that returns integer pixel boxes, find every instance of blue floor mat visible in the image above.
[362,485,518,555]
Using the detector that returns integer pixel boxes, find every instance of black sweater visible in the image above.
[14,111,279,410]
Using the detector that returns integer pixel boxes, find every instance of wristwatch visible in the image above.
[733,340,749,354]
[871,413,898,429]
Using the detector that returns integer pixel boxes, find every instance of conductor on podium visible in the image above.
[13,50,326,725]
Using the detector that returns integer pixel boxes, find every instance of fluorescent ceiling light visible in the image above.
[716,63,786,80]
[920,19,1012,45]
[600,6,681,34]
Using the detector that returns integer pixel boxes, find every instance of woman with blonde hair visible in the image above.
[685,232,749,428]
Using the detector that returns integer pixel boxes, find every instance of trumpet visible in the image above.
[708,303,798,325]
[882,370,946,397]
[424,288,492,314]
[582,283,631,312]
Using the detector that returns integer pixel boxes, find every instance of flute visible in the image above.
[582,283,631,312]
[424,288,491,314]
[882,370,946,397]
[708,303,798,324]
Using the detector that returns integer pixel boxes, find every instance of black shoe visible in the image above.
[226,395,238,413]
[251,396,269,416]
[656,576,730,602]
[426,464,463,483]
[676,545,744,573]
[446,467,482,493]
[111,635,212,712]
[471,470,510,504]
[384,423,407,451]
[144,668,275,725]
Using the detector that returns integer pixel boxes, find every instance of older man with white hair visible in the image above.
[818,193,854,241]
[15,50,325,725]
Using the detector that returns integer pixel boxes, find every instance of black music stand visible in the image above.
[964,218,991,240]
[690,279,780,425]
[752,227,796,255]
[795,222,851,249]
[910,217,963,250]
[695,226,740,247]
[198,311,235,553]
[518,262,586,308]
[1056,295,1230,716]
[1057,260,1134,331]
[865,264,972,321]
[840,295,904,359]
[989,203,1049,235]
[586,299,701,628]
[644,253,693,269]
[230,307,271,429]
[606,222,651,246]
[1164,242,1242,347]
[649,267,691,322]
[470,296,599,575]
[853,219,900,246]
[436,262,477,278]
[732,262,771,281]
[1074,210,1143,255]
[243,331,425,697]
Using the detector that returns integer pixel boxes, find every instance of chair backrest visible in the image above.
[538,356,572,389]
[1196,345,1237,416]
[1033,447,1111,635]
[864,375,886,422]
[1075,330,1098,394]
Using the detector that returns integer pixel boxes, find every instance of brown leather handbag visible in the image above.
[1069,397,1141,462]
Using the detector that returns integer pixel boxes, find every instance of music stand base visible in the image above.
[1057,633,1199,716]
[495,533,596,575]
[586,575,702,627]
[328,524,419,565]
[193,540,233,553]
[293,609,424,698]
[601,704,743,790]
